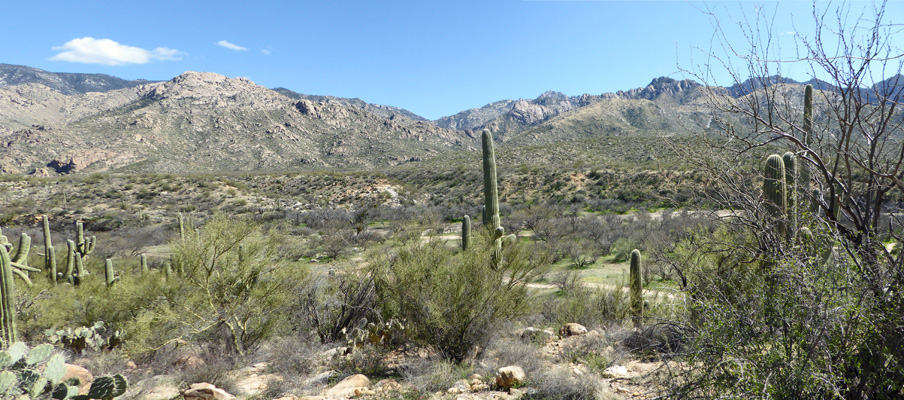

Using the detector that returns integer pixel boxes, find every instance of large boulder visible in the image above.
[559,323,588,337]
[324,374,370,397]
[62,364,93,395]
[495,366,526,389]
[182,382,235,400]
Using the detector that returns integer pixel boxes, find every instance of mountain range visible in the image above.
[1,63,900,175]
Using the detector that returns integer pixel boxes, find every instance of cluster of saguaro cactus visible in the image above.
[630,249,643,327]
[0,229,40,287]
[482,130,500,232]
[61,221,97,285]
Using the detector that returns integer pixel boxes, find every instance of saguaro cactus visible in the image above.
[803,84,814,146]
[104,259,117,286]
[140,254,148,274]
[482,130,500,231]
[630,249,643,326]
[75,221,96,259]
[42,215,53,277]
[461,215,471,251]
[0,245,18,348]
[764,154,788,238]
[801,84,814,208]
[782,152,797,237]
[65,240,76,284]
[48,246,56,286]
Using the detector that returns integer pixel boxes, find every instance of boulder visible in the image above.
[520,327,554,344]
[183,382,235,400]
[324,374,370,397]
[495,366,526,389]
[559,323,587,337]
[62,364,93,395]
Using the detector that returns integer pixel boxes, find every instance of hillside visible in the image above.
[0,63,154,94]
[0,71,471,174]
[273,87,427,122]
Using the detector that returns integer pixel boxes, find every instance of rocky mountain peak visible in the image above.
[144,71,285,107]
[615,77,702,101]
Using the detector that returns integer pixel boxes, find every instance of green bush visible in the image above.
[372,231,548,362]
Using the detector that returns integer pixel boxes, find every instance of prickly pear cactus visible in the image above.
[0,342,87,399]
[73,374,128,400]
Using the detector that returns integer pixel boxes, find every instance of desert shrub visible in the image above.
[296,268,377,344]
[537,285,630,328]
[372,230,548,362]
[330,345,392,377]
[403,359,474,394]
[127,215,303,357]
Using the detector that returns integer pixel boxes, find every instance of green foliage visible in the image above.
[160,214,300,355]
[372,230,548,362]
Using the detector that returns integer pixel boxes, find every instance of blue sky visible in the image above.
[1,1,901,119]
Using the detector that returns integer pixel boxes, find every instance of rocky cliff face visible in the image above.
[0,71,471,175]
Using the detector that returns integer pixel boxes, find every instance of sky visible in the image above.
[1,1,902,119]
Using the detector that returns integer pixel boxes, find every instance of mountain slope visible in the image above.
[0,64,154,95]
[0,72,471,174]
[273,88,427,122]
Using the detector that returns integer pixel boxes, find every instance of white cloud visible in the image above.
[216,40,248,51]
[261,49,271,55]
[51,37,182,65]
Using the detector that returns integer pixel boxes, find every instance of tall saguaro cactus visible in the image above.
[481,130,500,231]
[42,216,55,283]
[75,221,96,259]
[764,154,788,238]
[0,245,18,348]
[630,249,643,327]
[104,259,117,286]
[782,152,798,237]
[801,84,814,209]
[461,215,471,251]
[803,84,813,147]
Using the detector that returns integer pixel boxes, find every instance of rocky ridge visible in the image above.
[0,63,154,95]
[0,71,471,174]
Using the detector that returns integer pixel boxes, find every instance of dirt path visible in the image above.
[526,281,683,301]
